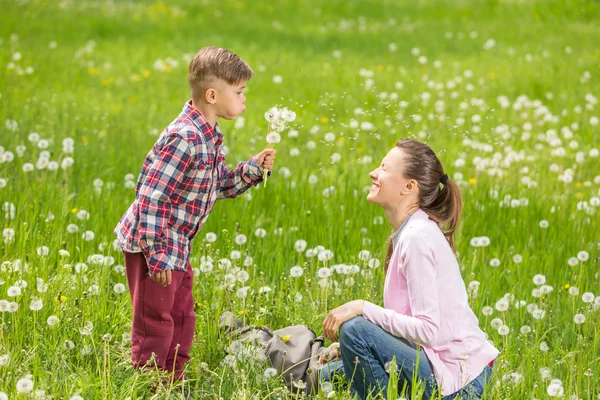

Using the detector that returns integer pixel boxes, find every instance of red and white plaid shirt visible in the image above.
[114,100,264,275]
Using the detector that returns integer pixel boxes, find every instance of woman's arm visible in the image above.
[362,230,441,347]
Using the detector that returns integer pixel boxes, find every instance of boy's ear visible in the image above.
[205,88,217,104]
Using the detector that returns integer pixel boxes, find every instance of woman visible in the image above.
[321,139,499,399]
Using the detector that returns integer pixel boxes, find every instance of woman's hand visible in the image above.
[322,300,365,342]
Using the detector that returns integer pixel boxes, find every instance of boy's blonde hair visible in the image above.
[188,46,254,100]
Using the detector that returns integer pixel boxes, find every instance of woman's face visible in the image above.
[367,147,415,208]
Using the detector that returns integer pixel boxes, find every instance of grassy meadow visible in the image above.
[0,0,600,398]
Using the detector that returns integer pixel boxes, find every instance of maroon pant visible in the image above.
[124,252,195,380]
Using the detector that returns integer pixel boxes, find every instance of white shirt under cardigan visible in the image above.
[362,209,499,396]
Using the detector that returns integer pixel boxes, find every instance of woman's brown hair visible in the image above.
[383,139,463,275]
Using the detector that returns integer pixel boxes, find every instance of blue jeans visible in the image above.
[324,316,493,399]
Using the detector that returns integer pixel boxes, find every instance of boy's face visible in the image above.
[213,79,247,120]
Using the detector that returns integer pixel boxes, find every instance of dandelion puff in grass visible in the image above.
[368,258,380,269]
[36,246,49,256]
[532,309,546,319]
[0,392,7,400]
[234,234,247,246]
[236,270,249,283]
[47,315,60,326]
[290,266,304,278]
[582,292,595,303]
[490,318,503,329]
[482,306,493,316]
[294,239,307,252]
[317,267,331,279]
[254,228,266,238]
[79,321,94,335]
[490,258,501,267]
[29,297,43,311]
[512,254,523,263]
[498,325,510,335]
[16,377,34,393]
[540,341,549,352]
[574,313,586,324]
[358,250,371,261]
[495,299,509,312]
[264,367,278,378]
[577,251,589,262]
[205,232,217,243]
[520,325,532,335]
[568,286,579,296]
[547,382,564,397]
[539,220,549,229]
[69,396,84,400]
[318,250,334,262]
[113,283,126,294]
[7,285,21,297]
[292,380,307,390]
[0,354,9,366]
[533,274,546,285]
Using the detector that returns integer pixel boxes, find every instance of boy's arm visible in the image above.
[218,149,274,199]
[137,134,195,275]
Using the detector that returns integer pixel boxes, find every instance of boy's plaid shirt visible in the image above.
[114,100,264,275]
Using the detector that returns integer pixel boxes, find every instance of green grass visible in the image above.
[1,0,599,398]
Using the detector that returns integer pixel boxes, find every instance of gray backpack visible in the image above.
[219,311,325,395]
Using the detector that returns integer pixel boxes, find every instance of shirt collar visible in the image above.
[183,100,224,147]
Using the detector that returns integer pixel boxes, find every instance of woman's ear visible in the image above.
[205,88,217,104]
[405,179,419,193]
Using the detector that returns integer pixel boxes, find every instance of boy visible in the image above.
[114,46,275,381]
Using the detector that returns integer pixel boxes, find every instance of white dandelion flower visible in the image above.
[266,132,281,144]
[498,325,510,335]
[36,246,49,256]
[490,258,501,267]
[236,270,250,283]
[539,220,549,229]
[264,367,278,378]
[482,306,493,316]
[29,298,43,311]
[574,314,586,324]
[290,266,304,278]
[490,318,503,329]
[0,354,9,366]
[358,250,371,261]
[317,267,331,279]
[577,251,589,262]
[533,274,546,285]
[205,232,217,243]
[294,240,307,252]
[259,286,272,294]
[254,228,267,238]
[568,257,579,267]
[520,325,531,334]
[512,254,523,263]
[582,292,595,303]
[368,258,380,269]
[495,299,509,311]
[236,286,250,299]
[568,286,580,296]
[7,286,21,297]
[539,367,551,380]
[235,234,247,245]
[547,382,564,397]
[82,230,95,241]
[318,250,334,262]
[540,341,549,352]
[16,377,34,393]
[47,315,60,326]
[113,283,126,294]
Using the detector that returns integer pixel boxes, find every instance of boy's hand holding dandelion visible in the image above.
[254,148,277,174]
